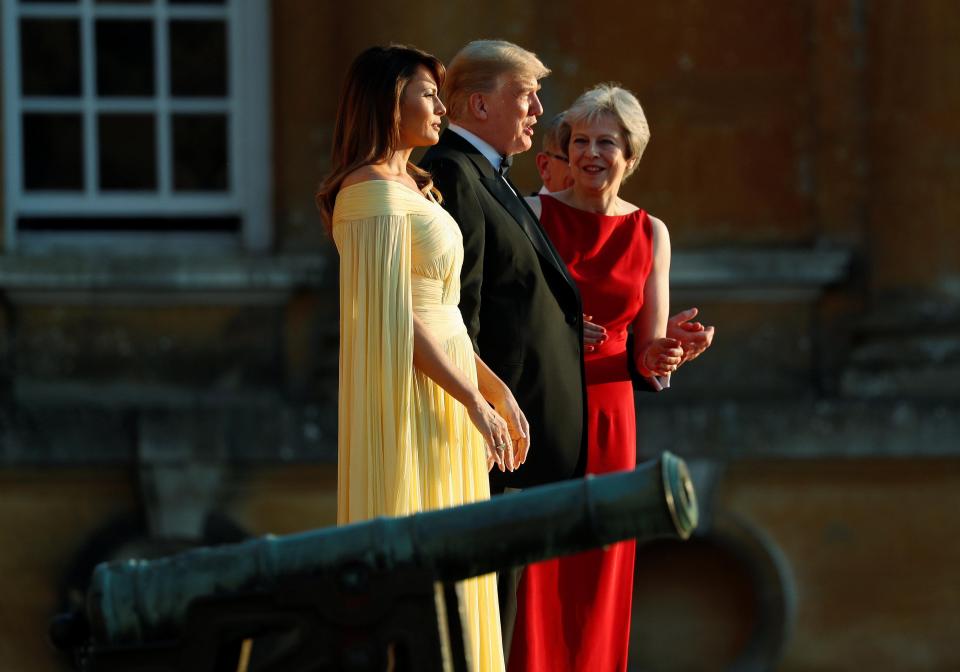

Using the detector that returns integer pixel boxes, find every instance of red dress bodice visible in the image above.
[540,195,653,384]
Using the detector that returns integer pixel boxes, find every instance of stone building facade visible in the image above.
[1,1,958,670]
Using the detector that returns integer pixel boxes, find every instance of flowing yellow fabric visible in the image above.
[333,180,504,672]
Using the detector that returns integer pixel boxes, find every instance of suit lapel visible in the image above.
[434,130,581,300]
[478,174,567,275]
[505,174,575,275]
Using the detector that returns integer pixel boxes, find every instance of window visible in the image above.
[2,0,271,252]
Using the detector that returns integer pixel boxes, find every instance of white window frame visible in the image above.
[2,0,271,253]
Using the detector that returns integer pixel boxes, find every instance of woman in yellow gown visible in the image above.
[316,46,529,672]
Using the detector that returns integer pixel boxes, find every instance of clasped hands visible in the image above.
[666,307,715,364]
[469,385,530,474]
[474,307,714,473]
[584,307,715,374]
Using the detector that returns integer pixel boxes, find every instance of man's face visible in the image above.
[483,73,544,156]
[536,144,573,192]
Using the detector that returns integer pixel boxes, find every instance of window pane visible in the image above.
[169,20,227,97]
[95,1,153,3]
[96,20,154,96]
[20,19,81,96]
[173,114,228,191]
[99,114,156,191]
[169,1,226,4]
[23,113,84,191]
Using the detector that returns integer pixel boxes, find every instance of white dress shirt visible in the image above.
[447,124,520,197]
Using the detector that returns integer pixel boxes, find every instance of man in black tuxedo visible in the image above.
[420,40,585,654]
[422,41,585,491]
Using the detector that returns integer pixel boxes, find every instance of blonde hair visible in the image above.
[560,83,650,179]
[444,40,550,121]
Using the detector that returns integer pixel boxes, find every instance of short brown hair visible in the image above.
[444,40,550,121]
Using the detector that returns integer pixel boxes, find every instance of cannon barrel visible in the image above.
[88,451,697,646]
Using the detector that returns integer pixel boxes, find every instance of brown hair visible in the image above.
[316,45,445,229]
[444,40,550,121]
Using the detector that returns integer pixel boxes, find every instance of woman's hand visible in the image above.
[667,307,715,364]
[474,356,531,470]
[638,337,684,377]
[583,314,607,353]
[466,394,512,473]
[484,386,531,469]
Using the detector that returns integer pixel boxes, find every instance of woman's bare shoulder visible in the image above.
[646,213,671,259]
[647,213,668,233]
[341,165,384,189]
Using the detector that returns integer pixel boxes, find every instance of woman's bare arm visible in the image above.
[412,313,508,471]
[632,216,683,378]
[474,355,530,468]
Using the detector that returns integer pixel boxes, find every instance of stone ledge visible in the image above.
[670,248,853,289]
[0,254,328,304]
[13,378,289,409]
[0,401,336,466]
[635,398,960,460]
[0,248,850,294]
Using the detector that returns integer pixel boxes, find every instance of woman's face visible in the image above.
[398,65,446,148]
[568,114,635,195]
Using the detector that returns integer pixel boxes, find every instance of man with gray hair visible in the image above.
[420,40,587,653]
[534,112,574,193]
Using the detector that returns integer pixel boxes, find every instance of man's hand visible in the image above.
[667,307,715,364]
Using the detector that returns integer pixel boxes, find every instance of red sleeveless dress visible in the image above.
[509,195,654,672]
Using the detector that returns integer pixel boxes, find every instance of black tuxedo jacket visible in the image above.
[421,130,588,489]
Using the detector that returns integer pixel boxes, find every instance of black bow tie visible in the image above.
[498,155,512,177]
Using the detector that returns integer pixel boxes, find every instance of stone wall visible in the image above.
[1,1,958,670]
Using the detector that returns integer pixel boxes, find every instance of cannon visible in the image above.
[54,452,697,672]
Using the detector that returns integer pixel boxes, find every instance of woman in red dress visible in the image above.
[509,84,709,671]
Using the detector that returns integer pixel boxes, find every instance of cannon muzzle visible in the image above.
[67,452,697,671]
[88,451,696,647]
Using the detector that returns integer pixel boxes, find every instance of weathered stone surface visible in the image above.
[720,459,960,672]
[0,401,336,466]
[1,1,959,669]
[0,254,326,295]
[637,399,960,460]
[671,248,852,290]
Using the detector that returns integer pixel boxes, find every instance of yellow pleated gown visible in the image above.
[332,180,504,672]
